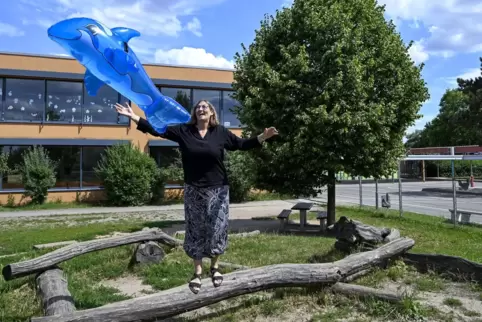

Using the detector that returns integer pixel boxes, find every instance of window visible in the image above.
[0,78,3,119]
[82,86,121,124]
[44,146,81,188]
[149,146,184,185]
[161,87,192,112]
[81,146,106,187]
[3,79,44,122]
[192,89,221,117]
[222,91,242,128]
[118,95,130,124]
[45,81,83,123]
[1,146,29,190]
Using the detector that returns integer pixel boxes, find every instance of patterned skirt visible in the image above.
[183,184,230,260]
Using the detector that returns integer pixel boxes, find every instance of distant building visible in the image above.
[0,52,243,204]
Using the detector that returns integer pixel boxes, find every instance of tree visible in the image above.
[18,146,57,204]
[175,91,192,112]
[232,0,429,224]
[0,151,9,177]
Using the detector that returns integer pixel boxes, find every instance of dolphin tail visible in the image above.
[141,95,191,134]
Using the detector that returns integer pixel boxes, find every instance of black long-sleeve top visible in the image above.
[136,118,262,188]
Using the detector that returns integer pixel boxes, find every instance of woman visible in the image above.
[115,100,278,294]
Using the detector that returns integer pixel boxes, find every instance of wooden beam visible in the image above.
[36,268,76,316]
[330,282,403,303]
[2,228,182,281]
[30,237,415,322]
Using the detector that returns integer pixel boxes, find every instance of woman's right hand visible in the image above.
[115,102,140,122]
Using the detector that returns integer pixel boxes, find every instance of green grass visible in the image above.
[1,205,482,321]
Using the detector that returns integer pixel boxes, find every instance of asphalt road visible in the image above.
[311,180,482,224]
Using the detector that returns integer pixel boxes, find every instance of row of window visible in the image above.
[0,145,183,191]
[0,78,242,128]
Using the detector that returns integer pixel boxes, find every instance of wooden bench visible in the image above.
[316,211,328,232]
[448,208,482,224]
[277,209,292,231]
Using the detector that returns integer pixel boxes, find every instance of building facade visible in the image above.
[0,52,241,204]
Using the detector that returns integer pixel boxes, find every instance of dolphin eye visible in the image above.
[85,24,101,35]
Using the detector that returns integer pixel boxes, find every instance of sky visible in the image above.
[1,0,481,135]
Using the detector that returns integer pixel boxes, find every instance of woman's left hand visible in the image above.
[263,127,279,139]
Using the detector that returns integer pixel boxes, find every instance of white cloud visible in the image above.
[186,17,202,37]
[155,47,234,69]
[408,41,429,64]
[0,22,25,37]
[443,68,481,87]
[380,0,482,59]
[281,0,293,7]
[19,0,222,38]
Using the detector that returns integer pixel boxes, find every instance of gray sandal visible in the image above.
[210,267,223,287]
[189,273,202,294]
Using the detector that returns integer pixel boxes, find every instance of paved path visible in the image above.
[0,200,298,221]
[311,180,482,224]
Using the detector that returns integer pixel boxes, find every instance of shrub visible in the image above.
[224,150,255,203]
[94,143,164,206]
[160,148,184,185]
[17,146,57,204]
[0,152,9,176]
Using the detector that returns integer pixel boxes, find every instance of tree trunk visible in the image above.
[403,253,482,282]
[327,170,336,226]
[330,282,403,303]
[132,241,165,265]
[30,238,415,322]
[36,268,76,316]
[3,228,182,281]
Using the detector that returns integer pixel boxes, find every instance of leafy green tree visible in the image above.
[457,59,482,144]
[232,0,429,224]
[18,146,57,204]
[94,143,164,206]
[175,91,192,112]
[0,152,9,177]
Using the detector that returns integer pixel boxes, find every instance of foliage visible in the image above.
[159,148,184,184]
[0,152,9,176]
[425,160,482,178]
[232,0,429,196]
[406,89,473,148]
[17,146,57,204]
[224,150,255,203]
[94,143,164,206]
[175,90,192,112]
[406,59,482,148]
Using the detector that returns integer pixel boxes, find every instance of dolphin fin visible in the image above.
[112,27,140,43]
[84,70,105,96]
[104,47,138,74]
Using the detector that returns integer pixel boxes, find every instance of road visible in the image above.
[311,180,482,224]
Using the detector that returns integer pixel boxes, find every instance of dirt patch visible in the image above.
[98,275,154,298]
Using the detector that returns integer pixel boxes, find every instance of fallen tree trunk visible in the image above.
[3,228,182,281]
[333,216,397,252]
[132,241,165,265]
[30,237,414,322]
[36,268,76,316]
[229,230,260,238]
[403,253,482,282]
[330,282,403,303]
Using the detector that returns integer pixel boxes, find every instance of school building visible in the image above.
[0,52,242,204]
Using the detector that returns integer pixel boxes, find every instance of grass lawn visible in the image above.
[1,206,482,321]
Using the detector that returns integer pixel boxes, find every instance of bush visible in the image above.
[94,143,164,206]
[0,152,9,176]
[17,146,57,204]
[426,160,482,178]
[224,150,255,203]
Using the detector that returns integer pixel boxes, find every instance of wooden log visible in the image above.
[403,253,482,282]
[30,237,415,322]
[36,268,76,316]
[3,228,182,281]
[330,282,403,303]
[229,230,260,238]
[33,241,78,250]
[383,229,400,243]
[132,241,165,265]
[334,216,391,245]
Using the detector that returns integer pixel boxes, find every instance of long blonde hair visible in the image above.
[187,99,219,127]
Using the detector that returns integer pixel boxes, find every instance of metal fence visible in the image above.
[313,150,482,227]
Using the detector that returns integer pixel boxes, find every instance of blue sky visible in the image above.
[1,0,481,135]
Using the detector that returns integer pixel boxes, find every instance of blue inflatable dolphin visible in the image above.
[47,17,191,133]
